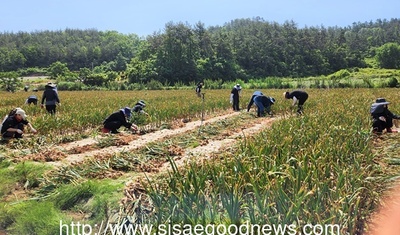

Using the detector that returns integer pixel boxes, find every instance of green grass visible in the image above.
[0,159,51,198]
[0,178,124,235]
[1,88,400,234]
[0,201,64,235]
[141,88,400,234]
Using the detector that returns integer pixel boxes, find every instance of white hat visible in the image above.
[15,108,27,120]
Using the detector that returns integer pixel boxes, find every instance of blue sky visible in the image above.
[1,0,399,37]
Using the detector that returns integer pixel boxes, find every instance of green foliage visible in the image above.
[17,67,46,76]
[57,81,84,90]
[387,77,399,88]
[47,61,70,79]
[202,78,223,89]
[146,79,164,90]
[375,42,400,69]
[53,181,95,210]
[79,67,92,81]
[329,69,351,80]
[51,180,122,221]
[0,161,50,198]
[0,88,399,234]
[143,89,385,234]
[2,19,400,84]
[14,162,51,188]
[84,180,123,223]
[106,71,119,81]
[0,201,63,235]
[126,57,157,84]
[0,167,14,198]
[82,73,108,86]
[0,47,26,71]
[0,72,22,92]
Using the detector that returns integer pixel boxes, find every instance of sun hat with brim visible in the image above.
[374,98,390,105]
[138,100,146,106]
[45,82,56,88]
[15,108,27,120]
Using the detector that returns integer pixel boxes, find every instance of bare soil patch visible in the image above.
[45,111,246,167]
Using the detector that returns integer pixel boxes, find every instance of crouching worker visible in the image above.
[370,98,400,134]
[1,108,37,139]
[284,90,308,115]
[102,107,138,134]
[247,91,275,117]
[25,95,38,105]
[132,100,148,116]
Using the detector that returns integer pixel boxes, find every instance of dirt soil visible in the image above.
[16,109,280,190]
[43,110,277,169]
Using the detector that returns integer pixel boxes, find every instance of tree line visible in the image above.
[0,17,400,87]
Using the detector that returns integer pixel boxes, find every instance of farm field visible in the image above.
[0,88,399,234]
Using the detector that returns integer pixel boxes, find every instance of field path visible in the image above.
[42,110,280,175]
[48,111,246,167]
[156,116,277,173]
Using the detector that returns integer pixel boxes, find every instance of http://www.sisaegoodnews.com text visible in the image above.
[59,220,341,235]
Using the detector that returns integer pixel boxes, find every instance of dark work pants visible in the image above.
[232,97,240,111]
[254,102,271,117]
[104,121,123,133]
[372,117,394,132]
[2,123,24,139]
[297,94,309,114]
[46,105,57,115]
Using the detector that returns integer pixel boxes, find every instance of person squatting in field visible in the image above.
[1,108,37,139]
[283,90,309,115]
[230,84,242,111]
[370,98,400,134]
[103,107,138,134]
[247,91,276,117]
[25,95,38,105]
[132,100,149,116]
[41,82,61,115]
